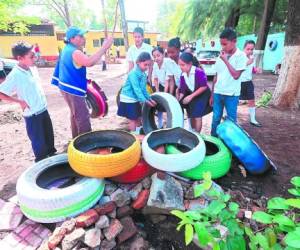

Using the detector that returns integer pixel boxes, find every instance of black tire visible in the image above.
[86,92,99,118]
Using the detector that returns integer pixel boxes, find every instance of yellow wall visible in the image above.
[0,35,59,58]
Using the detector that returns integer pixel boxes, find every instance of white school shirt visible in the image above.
[0,65,47,117]
[166,59,181,87]
[240,57,255,82]
[152,58,176,87]
[214,48,248,96]
[182,66,197,91]
[126,42,153,66]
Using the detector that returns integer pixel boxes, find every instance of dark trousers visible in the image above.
[24,110,56,162]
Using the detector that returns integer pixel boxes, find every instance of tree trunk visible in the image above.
[63,0,72,27]
[272,0,300,109]
[225,7,241,28]
[255,0,277,67]
[119,0,129,51]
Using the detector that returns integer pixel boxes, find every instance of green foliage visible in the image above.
[257,91,273,107]
[0,0,39,34]
[172,173,300,249]
[250,176,300,249]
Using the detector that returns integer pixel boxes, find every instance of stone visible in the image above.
[104,183,118,196]
[192,181,223,201]
[61,219,76,234]
[129,236,149,250]
[37,240,50,250]
[48,227,67,250]
[184,198,208,210]
[128,183,143,200]
[103,219,123,241]
[61,228,85,250]
[95,201,116,215]
[147,173,185,211]
[117,216,138,244]
[0,199,23,231]
[76,209,99,228]
[100,239,116,250]
[141,177,151,189]
[84,228,101,248]
[95,215,110,229]
[117,205,133,218]
[98,196,111,206]
[108,209,116,218]
[110,188,131,207]
[132,190,150,210]
[184,186,195,200]
[149,215,167,224]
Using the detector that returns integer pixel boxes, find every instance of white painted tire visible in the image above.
[142,127,206,172]
[16,154,104,223]
[142,92,184,134]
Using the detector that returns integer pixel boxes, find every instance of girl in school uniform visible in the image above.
[176,52,211,133]
[152,46,176,128]
[117,52,156,133]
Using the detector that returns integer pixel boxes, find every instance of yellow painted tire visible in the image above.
[68,130,141,178]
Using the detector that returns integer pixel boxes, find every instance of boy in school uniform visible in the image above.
[0,41,56,162]
[210,28,248,136]
[127,27,153,81]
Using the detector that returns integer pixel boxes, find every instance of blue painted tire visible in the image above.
[216,119,275,174]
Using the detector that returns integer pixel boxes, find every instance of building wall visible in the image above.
[0,35,59,61]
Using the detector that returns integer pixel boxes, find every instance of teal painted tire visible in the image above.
[166,134,231,180]
[16,154,105,223]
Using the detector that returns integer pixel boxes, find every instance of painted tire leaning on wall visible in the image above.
[86,79,108,118]
[216,118,276,174]
[166,134,232,180]
[16,154,105,223]
[142,92,184,134]
[68,130,141,178]
[142,127,206,172]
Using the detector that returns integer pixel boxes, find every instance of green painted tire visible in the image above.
[166,134,231,180]
[16,154,105,223]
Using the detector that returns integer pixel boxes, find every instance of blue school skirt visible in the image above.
[181,88,211,118]
[117,101,142,120]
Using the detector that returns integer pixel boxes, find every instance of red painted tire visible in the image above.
[110,159,154,184]
[87,79,108,117]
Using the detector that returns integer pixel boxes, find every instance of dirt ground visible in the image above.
[0,62,299,201]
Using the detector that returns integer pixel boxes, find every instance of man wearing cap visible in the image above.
[52,26,113,138]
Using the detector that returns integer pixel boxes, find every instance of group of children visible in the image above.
[117,27,261,135]
[0,26,261,163]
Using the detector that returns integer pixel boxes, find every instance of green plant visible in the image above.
[249,176,300,250]
[256,91,272,107]
[171,172,246,249]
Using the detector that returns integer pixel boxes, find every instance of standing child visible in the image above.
[240,40,262,127]
[210,28,248,136]
[176,52,211,133]
[0,41,56,162]
[152,46,175,128]
[117,52,156,133]
[166,37,182,95]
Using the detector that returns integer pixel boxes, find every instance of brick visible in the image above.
[117,216,137,244]
[15,240,31,250]
[108,209,116,219]
[128,183,143,200]
[25,232,43,247]
[117,205,133,219]
[75,209,99,228]
[3,232,22,247]
[33,225,51,239]
[84,228,101,248]
[132,190,150,210]
[19,225,35,239]
[103,219,123,241]
[48,227,67,250]
[61,219,76,234]
[95,201,116,215]
[95,215,110,229]
[0,200,23,231]
[141,177,151,189]
[100,239,116,250]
